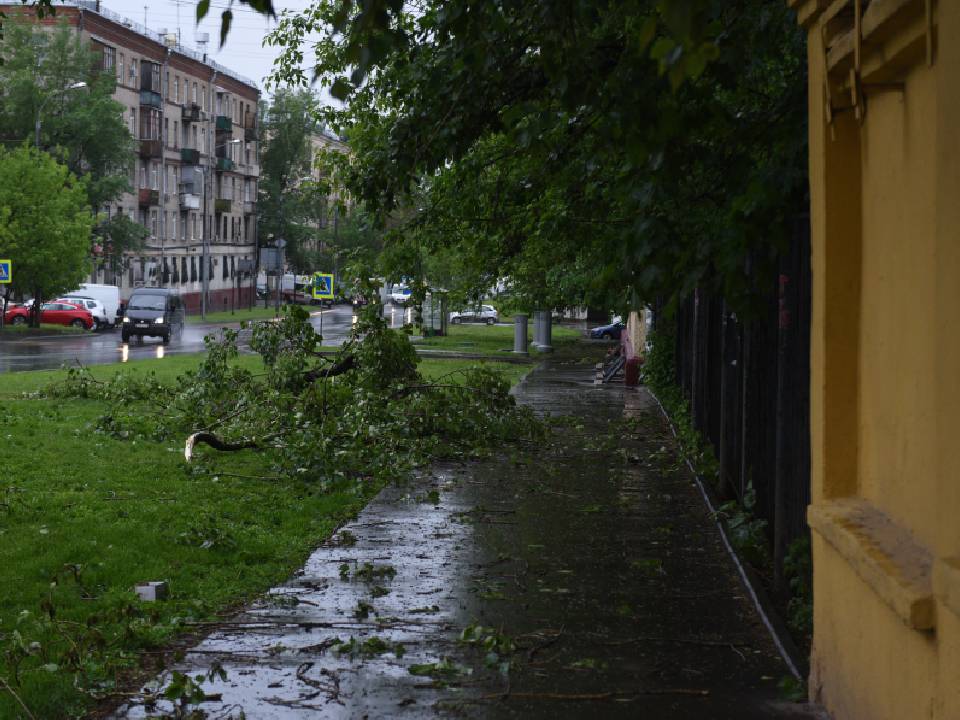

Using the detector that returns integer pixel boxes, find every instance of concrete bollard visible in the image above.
[513,313,529,355]
[531,310,543,348]
[536,310,553,353]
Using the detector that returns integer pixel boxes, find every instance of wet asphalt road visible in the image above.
[0,304,392,373]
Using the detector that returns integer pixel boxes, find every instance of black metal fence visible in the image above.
[667,217,811,594]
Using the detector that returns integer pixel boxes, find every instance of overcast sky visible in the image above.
[98,0,320,95]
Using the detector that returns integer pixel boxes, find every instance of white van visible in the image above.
[65,284,121,327]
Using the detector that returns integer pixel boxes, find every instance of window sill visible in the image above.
[808,498,934,630]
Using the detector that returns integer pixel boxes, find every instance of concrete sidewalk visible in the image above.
[111,362,823,719]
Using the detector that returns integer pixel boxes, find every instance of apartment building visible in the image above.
[4,0,260,312]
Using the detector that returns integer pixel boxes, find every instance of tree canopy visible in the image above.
[0,18,147,273]
[0,146,95,306]
[262,0,806,312]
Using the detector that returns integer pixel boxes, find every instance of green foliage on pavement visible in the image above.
[0,305,540,717]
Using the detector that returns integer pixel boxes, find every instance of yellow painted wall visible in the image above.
[857,63,938,549]
[794,0,960,717]
[810,534,938,720]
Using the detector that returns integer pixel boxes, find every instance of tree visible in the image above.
[261,0,805,313]
[0,146,95,324]
[0,18,147,277]
[258,89,359,273]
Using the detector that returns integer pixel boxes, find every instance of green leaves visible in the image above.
[196,0,210,22]
[219,9,233,49]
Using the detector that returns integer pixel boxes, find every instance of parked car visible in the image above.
[4,301,94,329]
[71,284,120,326]
[56,296,109,330]
[590,316,624,340]
[450,304,499,325]
[389,286,413,306]
[121,288,184,344]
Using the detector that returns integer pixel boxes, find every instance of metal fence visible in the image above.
[665,216,811,595]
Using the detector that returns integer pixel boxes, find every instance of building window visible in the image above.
[100,44,116,72]
[173,120,179,149]
[129,107,136,136]
[174,76,180,103]
[151,163,159,191]
[163,118,169,146]
[131,59,138,85]
[150,209,158,237]
[118,53,124,83]
[192,81,198,104]
[139,163,147,189]
[164,71,169,98]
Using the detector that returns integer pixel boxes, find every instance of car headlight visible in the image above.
[122,317,130,323]
[154,317,166,324]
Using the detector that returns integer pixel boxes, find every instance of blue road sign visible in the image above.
[312,272,334,300]
[0,259,11,284]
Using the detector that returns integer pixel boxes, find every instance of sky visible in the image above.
[97,0,320,94]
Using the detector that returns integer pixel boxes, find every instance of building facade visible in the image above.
[790,1,958,718]
[4,1,260,313]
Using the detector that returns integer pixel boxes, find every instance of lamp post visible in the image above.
[35,81,87,149]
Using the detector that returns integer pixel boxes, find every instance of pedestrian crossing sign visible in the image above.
[312,272,334,300]
[0,260,10,284]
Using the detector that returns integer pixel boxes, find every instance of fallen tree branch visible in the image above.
[0,676,37,720]
[184,432,260,461]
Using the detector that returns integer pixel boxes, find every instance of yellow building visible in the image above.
[789,0,958,717]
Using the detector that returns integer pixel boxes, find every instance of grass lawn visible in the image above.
[0,323,87,336]
[185,305,284,325]
[413,321,582,356]
[0,350,534,717]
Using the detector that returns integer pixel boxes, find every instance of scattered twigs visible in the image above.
[0,676,36,720]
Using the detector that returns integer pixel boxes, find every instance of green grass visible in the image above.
[0,349,534,717]
[0,323,87,336]
[413,322,582,356]
[185,305,285,325]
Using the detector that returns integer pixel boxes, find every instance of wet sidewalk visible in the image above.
[112,362,822,719]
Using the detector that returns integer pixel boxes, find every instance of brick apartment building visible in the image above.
[2,0,261,312]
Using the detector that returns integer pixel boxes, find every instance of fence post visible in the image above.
[513,313,529,355]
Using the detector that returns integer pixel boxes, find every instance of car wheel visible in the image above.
[162,333,171,345]
[601,331,612,340]
[11,316,26,326]
[486,317,496,325]
[121,330,130,343]
[451,317,462,324]
[71,319,86,329]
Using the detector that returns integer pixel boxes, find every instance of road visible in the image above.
[0,304,386,373]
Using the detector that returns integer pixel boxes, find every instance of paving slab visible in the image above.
[111,362,824,719]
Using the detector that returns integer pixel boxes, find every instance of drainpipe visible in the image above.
[160,46,171,286]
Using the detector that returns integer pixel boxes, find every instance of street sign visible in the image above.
[0,259,10,284]
[312,272,334,300]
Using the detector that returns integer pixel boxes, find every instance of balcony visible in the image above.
[139,90,162,110]
[179,193,201,211]
[140,63,161,93]
[243,200,256,215]
[214,198,232,214]
[216,157,234,172]
[138,189,159,207]
[139,138,162,159]
[215,116,232,132]
[181,103,202,122]
[243,110,257,141]
[180,148,200,165]
[244,164,260,178]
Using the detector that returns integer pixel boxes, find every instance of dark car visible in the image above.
[590,317,624,340]
[121,288,184,344]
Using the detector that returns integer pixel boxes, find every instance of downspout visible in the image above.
[160,46,171,286]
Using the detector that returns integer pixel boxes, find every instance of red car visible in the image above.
[4,301,94,330]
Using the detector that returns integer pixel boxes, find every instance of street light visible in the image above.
[35,81,87,148]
